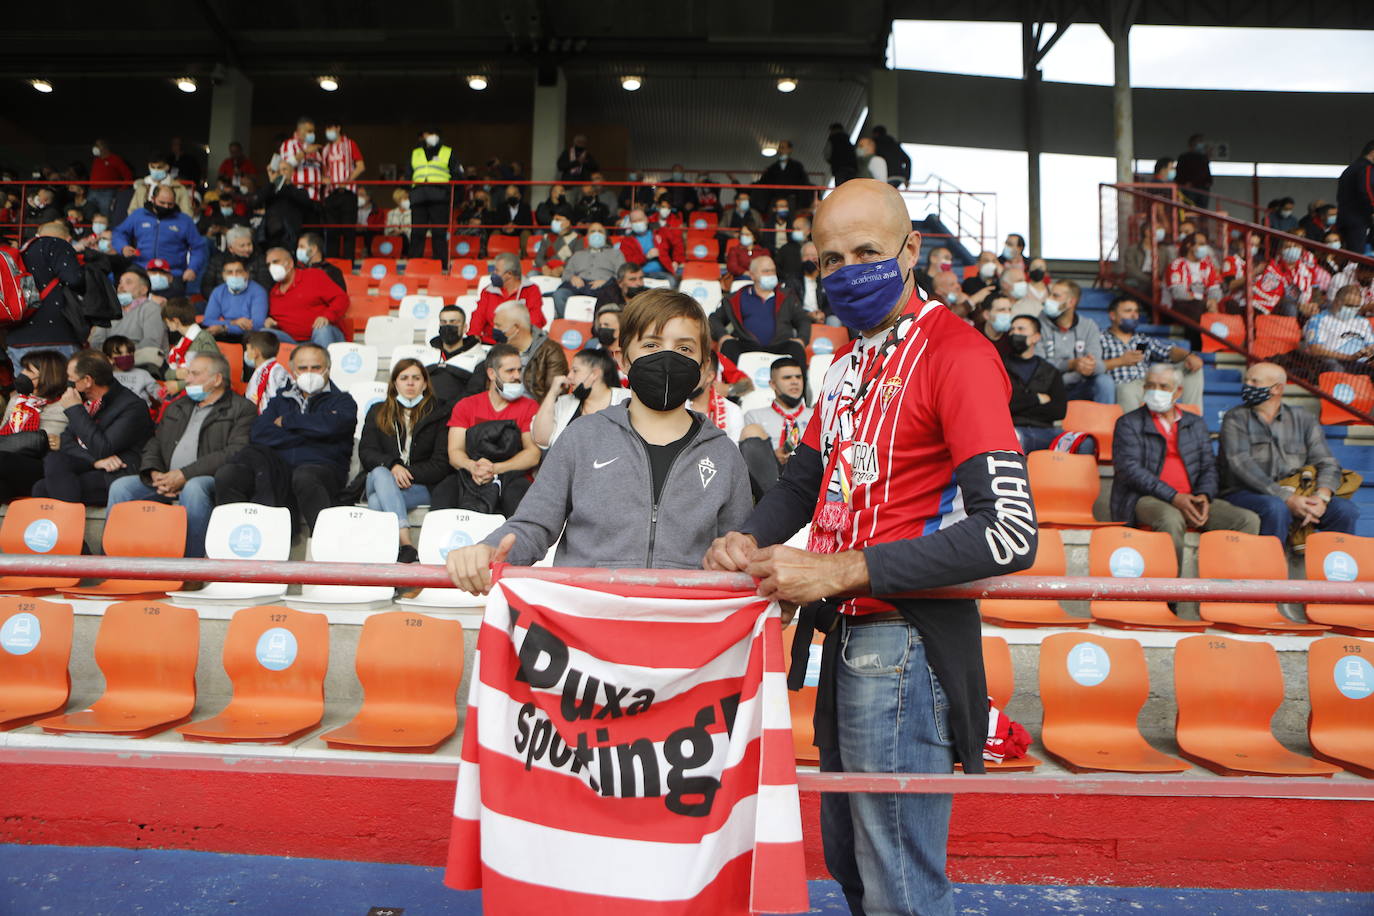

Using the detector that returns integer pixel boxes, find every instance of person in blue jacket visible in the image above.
[203,257,269,340]
[112,184,208,286]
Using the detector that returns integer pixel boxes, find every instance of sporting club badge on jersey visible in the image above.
[879,375,903,412]
[698,456,717,488]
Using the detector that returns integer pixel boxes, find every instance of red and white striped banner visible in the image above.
[444,572,808,914]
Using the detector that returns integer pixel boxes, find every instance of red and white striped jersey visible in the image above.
[322,136,363,192]
[276,135,323,200]
[1166,256,1222,301]
[1250,259,1315,314]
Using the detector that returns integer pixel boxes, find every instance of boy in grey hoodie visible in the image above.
[448,289,753,592]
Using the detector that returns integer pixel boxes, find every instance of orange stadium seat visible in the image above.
[681,261,722,282]
[344,274,372,298]
[63,502,187,599]
[1039,632,1187,773]
[0,597,74,730]
[1251,314,1301,359]
[781,624,822,765]
[346,296,391,337]
[1200,313,1244,353]
[422,274,467,301]
[550,319,592,362]
[217,340,247,395]
[688,212,718,231]
[326,257,353,274]
[486,234,521,257]
[1303,532,1374,635]
[978,529,1088,628]
[319,610,465,752]
[1027,451,1110,528]
[1062,400,1123,462]
[1177,402,1202,416]
[404,257,444,277]
[525,234,544,258]
[1197,531,1329,634]
[37,601,199,738]
[684,230,716,262]
[451,236,480,260]
[379,276,417,304]
[807,325,850,360]
[0,498,86,593]
[1319,372,1374,425]
[1306,636,1374,778]
[979,636,1040,772]
[361,258,399,287]
[1174,634,1341,777]
[370,235,405,258]
[1088,527,1208,631]
[178,605,329,744]
[450,258,487,283]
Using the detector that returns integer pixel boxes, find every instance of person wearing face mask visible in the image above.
[725,224,771,280]
[553,221,625,316]
[556,134,599,184]
[531,346,629,449]
[719,191,761,261]
[9,221,86,368]
[760,195,794,250]
[774,215,812,290]
[195,181,248,244]
[89,270,167,363]
[1148,157,1177,189]
[407,127,457,264]
[0,350,70,502]
[738,356,809,496]
[1298,284,1374,376]
[88,139,133,218]
[273,117,324,203]
[1320,231,1347,276]
[915,246,954,297]
[978,292,1018,358]
[704,180,1036,916]
[998,233,1027,269]
[202,225,272,297]
[616,207,678,282]
[712,255,810,368]
[1166,232,1223,349]
[1336,140,1374,254]
[143,258,184,299]
[1175,133,1213,209]
[593,263,647,309]
[446,291,751,594]
[1250,235,1318,319]
[1218,230,1265,308]
[20,188,60,239]
[214,344,356,535]
[688,350,746,441]
[294,232,346,291]
[319,120,365,260]
[616,170,654,212]
[1000,266,1038,317]
[662,163,699,213]
[102,335,160,408]
[1100,295,1204,412]
[111,185,208,287]
[261,247,348,347]
[242,331,291,413]
[963,251,1002,296]
[1219,361,1360,544]
[107,351,254,557]
[426,305,487,402]
[496,184,531,241]
[531,211,582,278]
[1037,278,1114,404]
[127,157,194,216]
[1325,259,1374,314]
[758,140,812,210]
[470,252,547,344]
[1023,258,1051,303]
[356,186,382,250]
[32,350,154,506]
[854,137,887,183]
[1003,314,1067,451]
[649,195,681,231]
[487,301,567,403]
[590,305,625,369]
[1111,363,1258,566]
[385,187,414,241]
[1267,197,1299,234]
[795,240,831,322]
[570,178,612,226]
[931,270,973,322]
[1299,203,1338,242]
[535,184,573,227]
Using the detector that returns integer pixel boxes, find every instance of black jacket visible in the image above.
[494,201,532,234]
[711,284,812,349]
[571,196,611,226]
[12,236,85,348]
[427,337,487,403]
[355,398,454,488]
[873,134,911,184]
[58,380,154,470]
[138,391,256,483]
[824,129,857,176]
[1004,355,1066,428]
[1337,156,1374,223]
[315,260,347,291]
[1110,406,1219,522]
[251,383,356,470]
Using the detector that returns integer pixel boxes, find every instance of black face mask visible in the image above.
[1028,268,1045,283]
[438,325,464,346]
[629,350,700,412]
[592,326,616,346]
[802,259,818,273]
[1008,333,1031,354]
[491,328,508,345]
[152,203,178,218]
[572,382,592,401]
[776,391,803,409]
[12,374,34,396]
[624,285,647,300]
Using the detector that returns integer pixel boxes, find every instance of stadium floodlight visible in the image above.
[761,144,778,157]
[776,77,797,93]
[317,76,339,92]
[30,79,53,93]
[468,75,488,90]
[175,77,198,93]
[620,75,642,91]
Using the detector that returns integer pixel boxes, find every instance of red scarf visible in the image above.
[166,325,202,370]
[84,395,104,417]
[771,400,806,451]
[252,358,279,404]
[705,387,729,431]
[2,394,47,434]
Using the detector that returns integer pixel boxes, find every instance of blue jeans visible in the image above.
[1064,372,1116,404]
[1225,489,1360,541]
[268,324,346,347]
[106,474,216,558]
[365,466,430,528]
[8,343,76,372]
[821,620,955,916]
[1015,425,1061,452]
[88,189,117,218]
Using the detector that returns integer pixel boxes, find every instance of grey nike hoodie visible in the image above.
[481,402,753,569]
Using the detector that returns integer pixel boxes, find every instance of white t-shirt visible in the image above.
[545,388,632,448]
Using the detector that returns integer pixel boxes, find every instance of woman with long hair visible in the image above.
[531,347,630,448]
[0,349,70,501]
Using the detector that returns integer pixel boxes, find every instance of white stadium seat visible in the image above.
[293,507,400,607]
[167,504,292,602]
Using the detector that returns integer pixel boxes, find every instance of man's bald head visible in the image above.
[811,180,921,333]
[814,179,910,249]
[1247,361,1287,388]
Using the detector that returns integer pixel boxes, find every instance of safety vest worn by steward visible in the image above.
[411,145,453,184]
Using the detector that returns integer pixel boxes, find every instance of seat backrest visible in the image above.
[346,295,390,323]
[528,274,562,296]
[390,344,440,369]
[451,238,480,260]
[1319,371,1374,424]
[550,319,592,355]
[1308,636,1374,738]
[354,610,465,707]
[217,341,247,395]
[381,277,416,304]
[730,278,752,293]
[398,294,443,325]
[1089,526,1177,579]
[681,261,721,283]
[563,295,597,323]
[1174,633,1285,733]
[424,275,467,301]
[364,315,417,353]
[1200,314,1244,353]
[1197,530,1286,581]
[450,258,485,282]
[735,352,777,394]
[415,509,506,564]
[308,507,399,563]
[679,279,723,314]
[348,381,388,437]
[220,605,330,701]
[94,601,200,697]
[1063,400,1123,459]
[1253,314,1301,358]
[806,355,833,404]
[102,501,188,559]
[1027,451,1100,521]
[1017,526,1066,576]
[203,503,293,562]
[684,237,715,262]
[0,498,86,557]
[1305,531,1374,584]
[0,596,74,701]
[1040,632,1150,728]
[326,257,354,274]
[326,341,379,388]
[405,257,444,277]
[487,235,521,257]
[688,212,718,230]
[344,274,372,297]
[371,236,404,258]
[362,258,397,282]
[981,635,1014,709]
[454,294,479,323]
[807,325,849,360]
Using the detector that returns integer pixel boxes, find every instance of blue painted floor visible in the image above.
[1,844,1370,915]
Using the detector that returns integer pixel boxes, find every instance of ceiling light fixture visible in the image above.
[175,77,197,93]
[30,79,53,93]
[317,75,339,92]
[776,77,797,93]
[468,75,488,90]
[761,144,778,157]
[620,75,642,91]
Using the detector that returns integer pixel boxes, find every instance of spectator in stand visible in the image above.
[167,137,202,189]
[1320,230,1347,279]
[824,122,858,185]
[855,137,887,183]
[963,251,1002,296]
[1150,157,1177,186]
[915,246,953,297]
[21,188,60,237]
[107,351,253,557]
[90,269,166,362]
[470,252,546,343]
[161,298,220,395]
[1326,260,1374,311]
[112,184,208,289]
[932,270,973,321]
[0,350,70,502]
[10,221,85,369]
[32,350,154,504]
[217,141,258,185]
[759,196,793,252]
[319,121,365,260]
[571,179,612,226]
[1336,140,1374,254]
[426,305,486,402]
[353,359,453,563]
[690,351,744,442]
[196,181,248,245]
[202,225,272,297]
[618,206,678,282]
[1002,267,1038,317]
[407,128,456,263]
[712,255,810,367]
[758,141,812,210]
[1111,363,1258,564]
[103,336,160,408]
[1005,313,1066,451]
[495,184,532,243]
[1300,203,1338,241]
[1250,235,1318,319]
[552,223,623,315]
[775,215,811,290]
[1220,361,1360,542]
[535,184,573,227]
[490,301,567,403]
[214,343,356,534]
[1101,295,1204,412]
[719,191,761,255]
[1000,233,1028,269]
[796,240,830,322]
[356,186,381,248]
[694,172,721,215]
[1300,285,1374,376]
[662,164,698,214]
[592,305,624,367]
[738,356,809,497]
[617,171,654,212]
[588,172,620,216]
[1176,133,1213,210]
[870,126,911,189]
[386,188,412,239]
[262,247,347,346]
[243,331,291,413]
[1038,279,1113,403]
[1024,258,1052,307]
[531,347,629,449]
[1267,197,1299,233]
[557,135,598,185]
[434,344,543,517]
[295,232,346,290]
[143,257,184,300]
[978,291,1017,358]
[1219,230,1265,308]
[1167,232,1223,348]
[532,212,581,277]
[89,139,132,217]
[275,117,323,203]
[726,226,771,280]
[128,156,194,216]
[593,263,645,309]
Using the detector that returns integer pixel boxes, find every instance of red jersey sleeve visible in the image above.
[928,328,1022,466]
[449,396,477,428]
[800,399,824,452]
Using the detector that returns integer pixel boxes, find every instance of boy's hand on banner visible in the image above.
[746,546,869,605]
[702,531,759,572]
[446,533,516,595]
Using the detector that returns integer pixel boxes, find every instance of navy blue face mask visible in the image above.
[818,242,911,331]
[1117,318,1139,334]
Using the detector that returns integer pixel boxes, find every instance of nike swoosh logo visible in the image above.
[593,457,618,469]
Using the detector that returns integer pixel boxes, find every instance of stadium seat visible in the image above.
[294,507,399,606]
[326,342,379,390]
[168,504,292,602]
[1303,532,1374,635]
[780,623,822,765]
[423,275,468,301]
[326,257,353,274]
[398,294,443,326]
[398,509,506,609]
[642,277,672,290]
[380,276,417,304]
[1174,633,1341,777]
[1039,633,1187,773]
[550,319,592,361]
[450,258,486,283]
[682,261,722,282]
[679,278,723,315]
[1200,313,1244,353]
[177,605,329,744]
[0,597,74,730]
[1197,531,1330,634]
[344,274,372,298]
[363,315,417,355]
[979,636,1041,772]
[730,278,752,293]
[216,341,248,395]
[62,501,187,599]
[390,343,440,369]
[563,295,597,323]
[1088,527,1208,631]
[0,498,86,593]
[735,352,777,395]
[806,355,833,403]
[454,294,479,323]
[807,325,849,361]
[525,234,543,258]
[978,529,1088,628]
[1319,372,1374,425]
[37,601,199,738]
[451,237,479,260]
[1062,400,1123,462]
[370,236,404,259]
[1306,636,1374,778]
[689,212,718,231]
[362,258,398,284]
[1026,451,1110,528]
[1251,314,1301,359]
[348,382,388,438]
[684,230,716,260]
[318,610,465,752]
[345,295,390,337]
[486,234,521,257]
[404,257,444,277]
[528,274,561,296]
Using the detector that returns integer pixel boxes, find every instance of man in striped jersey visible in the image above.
[706,179,1037,916]
[274,117,323,203]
